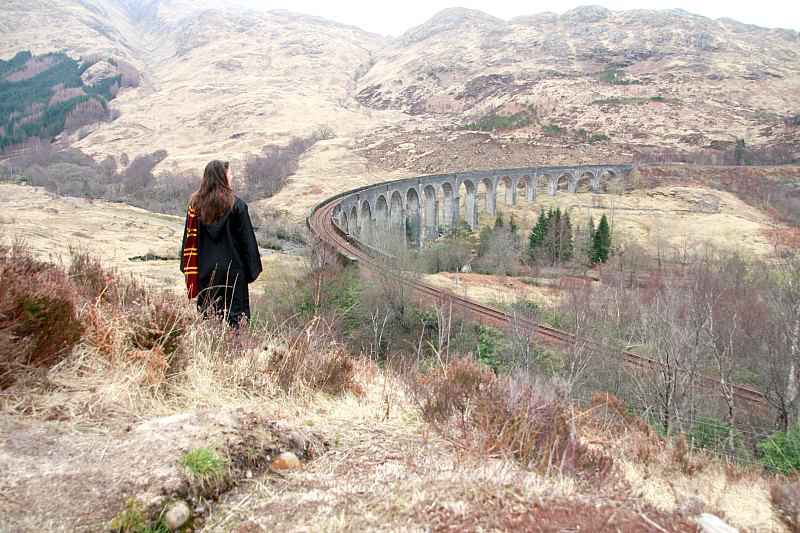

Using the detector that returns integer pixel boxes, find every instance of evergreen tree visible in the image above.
[561,211,574,262]
[592,214,611,263]
[545,208,562,265]
[527,208,548,262]
[528,207,576,265]
[494,212,504,229]
[509,214,519,246]
[586,216,596,263]
[478,225,493,257]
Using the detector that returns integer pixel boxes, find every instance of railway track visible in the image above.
[308,189,768,408]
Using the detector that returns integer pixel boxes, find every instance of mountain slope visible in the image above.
[0,2,798,191]
[73,7,389,170]
[0,0,393,172]
[357,6,800,150]
[0,0,144,64]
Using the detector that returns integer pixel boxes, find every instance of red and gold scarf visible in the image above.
[183,206,199,299]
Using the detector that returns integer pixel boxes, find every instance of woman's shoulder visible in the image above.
[233,196,249,212]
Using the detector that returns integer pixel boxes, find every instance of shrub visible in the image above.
[68,248,115,301]
[411,357,495,425]
[126,298,190,385]
[476,325,503,371]
[771,481,800,532]
[464,111,532,132]
[417,238,472,273]
[542,123,565,136]
[408,357,594,473]
[129,299,188,357]
[758,425,800,475]
[595,68,640,85]
[1,244,83,387]
[687,416,745,455]
[268,318,359,396]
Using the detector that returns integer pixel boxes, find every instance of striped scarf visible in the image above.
[183,206,199,299]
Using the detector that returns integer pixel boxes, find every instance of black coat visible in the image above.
[180,197,262,325]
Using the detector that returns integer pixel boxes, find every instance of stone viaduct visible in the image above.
[331,164,633,247]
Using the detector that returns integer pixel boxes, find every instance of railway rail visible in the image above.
[307,184,768,409]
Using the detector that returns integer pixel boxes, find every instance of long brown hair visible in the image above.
[191,160,235,224]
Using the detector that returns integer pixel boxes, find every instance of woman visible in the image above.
[181,160,262,326]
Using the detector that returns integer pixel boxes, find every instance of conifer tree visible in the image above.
[494,212,504,229]
[561,211,574,262]
[546,208,562,265]
[586,216,596,262]
[592,214,611,263]
[509,214,519,246]
[527,208,548,262]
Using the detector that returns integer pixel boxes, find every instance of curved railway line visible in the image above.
[307,178,768,409]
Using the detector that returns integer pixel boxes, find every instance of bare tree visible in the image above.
[764,254,800,428]
[557,280,596,393]
[630,284,706,435]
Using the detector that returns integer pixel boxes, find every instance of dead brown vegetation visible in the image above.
[0,244,361,423]
[772,480,800,532]
[1,242,83,388]
[268,317,361,396]
[636,164,800,226]
[407,356,610,476]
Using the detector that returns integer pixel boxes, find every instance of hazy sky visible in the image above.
[236,0,800,35]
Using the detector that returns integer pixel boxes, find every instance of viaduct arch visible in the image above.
[332,164,631,247]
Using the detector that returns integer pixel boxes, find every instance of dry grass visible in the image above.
[772,481,800,532]
[0,247,786,531]
[203,367,581,532]
[489,185,785,259]
[578,394,783,531]
[424,271,563,308]
[2,314,361,425]
[0,245,360,425]
[405,357,613,479]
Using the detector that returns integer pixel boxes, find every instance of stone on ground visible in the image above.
[271,451,301,471]
[164,500,191,530]
[696,513,738,533]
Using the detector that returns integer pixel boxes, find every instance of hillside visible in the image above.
[0,1,798,220]
[0,0,404,175]
[0,234,788,532]
[4,4,800,531]
[356,7,800,171]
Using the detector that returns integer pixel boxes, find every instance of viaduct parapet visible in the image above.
[331,164,633,246]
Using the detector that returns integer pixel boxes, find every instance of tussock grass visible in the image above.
[1,244,786,531]
[181,448,230,496]
[0,245,360,425]
[404,356,610,477]
[580,393,781,531]
[182,448,227,478]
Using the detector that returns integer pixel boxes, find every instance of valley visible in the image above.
[1,2,800,532]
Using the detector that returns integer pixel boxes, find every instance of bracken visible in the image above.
[0,243,83,388]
